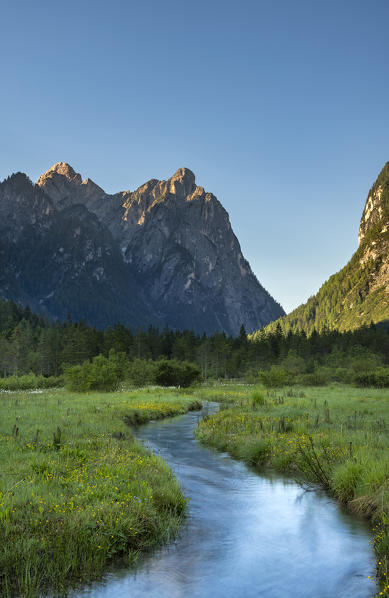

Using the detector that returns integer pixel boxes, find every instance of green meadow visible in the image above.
[195,383,389,596]
[0,388,200,597]
[2,382,389,597]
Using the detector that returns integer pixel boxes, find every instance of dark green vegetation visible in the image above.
[64,354,201,392]
[0,388,201,597]
[0,374,63,391]
[264,250,388,334]
[196,384,389,596]
[264,163,389,335]
[1,298,389,388]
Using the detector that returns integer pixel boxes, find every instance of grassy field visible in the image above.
[0,388,201,597]
[195,383,389,596]
[3,382,388,596]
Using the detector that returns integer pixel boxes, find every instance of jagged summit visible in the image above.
[36,163,199,203]
[168,167,196,196]
[37,162,82,185]
[37,161,105,192]
[36,162,105,208]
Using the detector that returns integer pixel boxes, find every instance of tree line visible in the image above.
[0,298,389,385]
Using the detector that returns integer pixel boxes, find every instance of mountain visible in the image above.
[260,163,389,336]
[0,172,154,329]
[0,163,284,334]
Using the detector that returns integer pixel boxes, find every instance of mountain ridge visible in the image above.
[0,163,284,334]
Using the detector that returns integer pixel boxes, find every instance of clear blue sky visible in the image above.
[1,0,388,313]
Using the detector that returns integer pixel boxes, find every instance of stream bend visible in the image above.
[73,404,377,598]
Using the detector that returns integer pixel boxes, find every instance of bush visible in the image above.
[281,351,306,375]
[297,368,330,386]
[64,355,201,391]
[354,367,389,388]
[0,374,63,391]
[259,366,289,388]
[37,375,64,388]
[64,352,127,392]
[155,359,201,387]
[347,351,383,374]
[334,367,354,384]
[127,359,157,387]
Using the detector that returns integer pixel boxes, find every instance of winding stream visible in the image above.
[73,404,378,598]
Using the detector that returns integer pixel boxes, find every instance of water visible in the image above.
[73,404,378,598]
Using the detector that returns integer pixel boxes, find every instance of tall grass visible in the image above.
[0,374,63,391]
[0,388,200,597]
[195,384,389,596]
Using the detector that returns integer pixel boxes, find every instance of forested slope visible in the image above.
[262,163,389,335]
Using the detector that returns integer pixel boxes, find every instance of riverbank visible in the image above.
[0,388,200,597]
[195,384,389,596]
[72,397,377,598]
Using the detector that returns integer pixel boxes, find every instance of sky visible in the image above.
[1,0,388,313]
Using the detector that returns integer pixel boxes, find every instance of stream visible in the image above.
[73,404,378,598]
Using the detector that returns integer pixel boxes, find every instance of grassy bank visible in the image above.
[195,384,389,596]
[0,388,201,597]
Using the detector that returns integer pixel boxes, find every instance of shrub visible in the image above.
[127,359,157,387]
[281,351,306,375]
[155,359,201,387]
[354,367,389,388]
[347,351,383,374]
[334,367,354,384]
[259,366,289,388]
[64,352,127,392]
[297,368,330,386]
[0,374,63,391]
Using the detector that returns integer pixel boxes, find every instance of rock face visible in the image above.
[358,164,389,246]
[0,172,153,329]
[0,163,284,334]
[262,163,389,335]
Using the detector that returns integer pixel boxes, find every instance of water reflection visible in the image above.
[72,405,377,598]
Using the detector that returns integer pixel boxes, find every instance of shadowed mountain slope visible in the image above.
[0,163,284,334]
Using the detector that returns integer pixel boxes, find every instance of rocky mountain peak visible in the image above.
[36,162,107,209]
[37,162,82,186]
[168,167,196,197]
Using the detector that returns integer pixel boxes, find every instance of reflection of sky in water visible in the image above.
[72,407,377,598]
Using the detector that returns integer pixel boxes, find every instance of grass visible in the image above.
[0,388,201,597]
[195,383,389,596]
